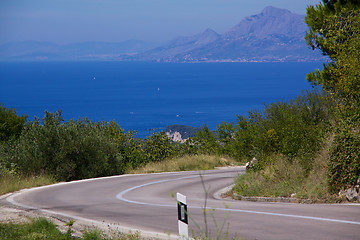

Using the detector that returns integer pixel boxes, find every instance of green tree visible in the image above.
[305,0,360,102]
[191,125,220,155]
[305,0,360,191]
[142,130,174,162]
[0,104,27,144]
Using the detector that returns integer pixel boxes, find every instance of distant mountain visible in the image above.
[223,6,306,39]
[136,28,220,60]
[0,41,59,60]
[59,40,156,58]
[0,6,323,62]
[131,6,323,62]
[0,40,156,61]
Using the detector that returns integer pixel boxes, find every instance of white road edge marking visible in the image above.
[116,175,360,226]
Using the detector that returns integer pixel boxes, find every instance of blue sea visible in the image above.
[0,62,322,137]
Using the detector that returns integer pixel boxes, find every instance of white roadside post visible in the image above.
[177,192,189,240]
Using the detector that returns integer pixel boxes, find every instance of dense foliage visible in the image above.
[305,0,360,191]
[191,90,336,172]
[1,111,123,181]
[0,104,27,177]
[0,104,27,144]
[0,110,184,181]
[0,88,336,185]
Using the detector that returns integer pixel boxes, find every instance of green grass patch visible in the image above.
[0,218,70,240]
[127,154,239,174]
[0,174,56,196]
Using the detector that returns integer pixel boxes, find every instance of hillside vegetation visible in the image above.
[233,0,360,201]
[0,89,339,201]
[1,0,359,203]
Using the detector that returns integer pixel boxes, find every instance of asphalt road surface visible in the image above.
[7,167,360,239]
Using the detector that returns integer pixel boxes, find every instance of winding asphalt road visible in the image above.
[6,167,360,239]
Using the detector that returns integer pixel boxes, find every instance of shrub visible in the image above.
[4,111,123,181]
[216,90,335,168]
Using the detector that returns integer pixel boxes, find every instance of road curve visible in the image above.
[6,168,360,239]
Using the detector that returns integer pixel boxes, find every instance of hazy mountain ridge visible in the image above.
[135,28,221,60]
[0,6,324,62]
[0,40,156,61]
[223,6,306,39]
[135,6,322,62]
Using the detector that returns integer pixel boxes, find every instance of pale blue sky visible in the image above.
[0,0,322,44]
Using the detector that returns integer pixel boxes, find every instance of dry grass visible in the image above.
[234,139,340,202]
[296,141,332,200]
[127,154,239,174]
[0,174,56,196]
[234,155,305,197]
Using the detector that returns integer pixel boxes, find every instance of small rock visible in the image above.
[344,188,359,202]
[166,131,186,143]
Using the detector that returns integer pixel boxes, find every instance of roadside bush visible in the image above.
[4,111,123,181]
[142,130,175,162]
[106,123,179,166]
[183,90,335,175]
[217,90,335,168]
[105,121,145,169]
